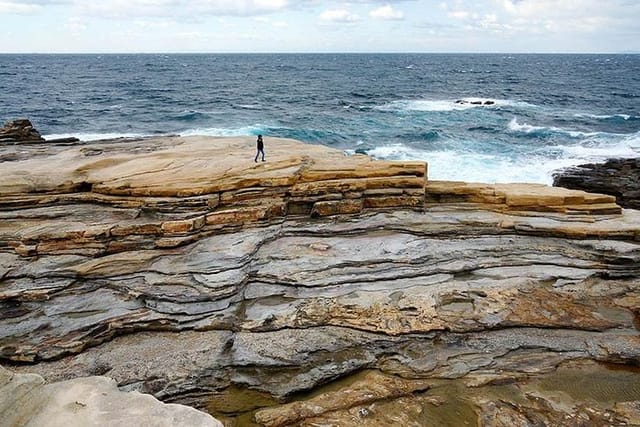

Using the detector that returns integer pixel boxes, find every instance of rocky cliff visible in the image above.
[1,135,639,426]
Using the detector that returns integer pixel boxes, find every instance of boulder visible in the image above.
[0,366,222,427]
[0,119,45,143]
[553,158,640,210]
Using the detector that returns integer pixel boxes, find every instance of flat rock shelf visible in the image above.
[1,135,639,426]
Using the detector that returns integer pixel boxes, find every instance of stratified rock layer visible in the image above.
[0,119,44,144]
[553,157,640,210]
[1,135,639,426]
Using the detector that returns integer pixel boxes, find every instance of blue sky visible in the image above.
[1,0,639,53]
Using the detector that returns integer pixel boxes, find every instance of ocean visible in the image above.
[1,53,639,184]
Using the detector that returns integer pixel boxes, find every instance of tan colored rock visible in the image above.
[426,180,621,214]
[0,366,222,427]
[364,195,424,209]
[254,371,431,427]
[615,401,640,425]
[205,206,269,225]
[1,135,639,426]
[311,199,363,217]
[161,218,195,234]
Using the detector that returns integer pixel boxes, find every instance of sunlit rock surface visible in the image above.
[1,135,638,426]
[0,365,222,427]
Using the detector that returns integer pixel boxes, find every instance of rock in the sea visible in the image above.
[0,365,222,427]
[454,99,495,106]
[553,158,640,209]
[0,119,45,143]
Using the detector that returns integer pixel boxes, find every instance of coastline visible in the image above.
[1,133,639,425]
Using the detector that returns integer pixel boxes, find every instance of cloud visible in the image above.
[435,0,640,37]
[0,0,70,14]
[370,4,404,20]
[0,1,43,14]
[448,10,469,20]
[77,0,290,19]
[64,16,87,33]
[320,9,360,23]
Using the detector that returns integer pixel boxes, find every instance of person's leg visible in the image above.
[255,150,259,162]
[261,149,265,161]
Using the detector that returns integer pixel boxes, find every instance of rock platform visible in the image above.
[554,157,640,210]
[1,135,639,426]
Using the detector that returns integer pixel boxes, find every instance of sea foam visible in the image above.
[375,98,530,113]
[507,118,600,138]
[43,132,144,141]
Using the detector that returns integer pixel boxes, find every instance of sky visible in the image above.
[1,0,639,53]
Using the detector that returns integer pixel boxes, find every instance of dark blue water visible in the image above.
[1,53,639,183]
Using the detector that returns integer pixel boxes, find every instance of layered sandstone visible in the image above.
[1,135,639,426]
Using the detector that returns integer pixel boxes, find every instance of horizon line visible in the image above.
[1,51,638,55]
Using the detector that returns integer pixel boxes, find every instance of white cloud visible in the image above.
[448,10,469,20]
[64,16,87,33]
[77,0,290,19]
[133,19,174,30]
[0,1,42,14]
[370,4,404,20]
[320,9,360,23]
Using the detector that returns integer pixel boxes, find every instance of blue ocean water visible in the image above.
[1,53,639,184]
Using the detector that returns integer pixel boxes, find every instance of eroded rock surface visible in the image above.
[0,365,222,427]
[553,157,640,210]
[0,119,44,144]
[1,135,639,426]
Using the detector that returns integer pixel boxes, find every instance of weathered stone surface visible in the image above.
[254,371,431,427]
[0,135,638,426]
[553,157,640,210]
[0,365,222,427]
[426,180,620,214]
[0,119,45,143]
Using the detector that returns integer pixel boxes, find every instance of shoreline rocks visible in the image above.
[553,157,640,210]
[1,134,638,426]
[0,119,79,146]
[0,119,45,143]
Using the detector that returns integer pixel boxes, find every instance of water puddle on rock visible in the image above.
[533,361,640,405]
[207,361,640,426]
[207,385,279,426]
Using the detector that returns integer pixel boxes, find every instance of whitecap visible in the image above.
[551,141,639,159]
[179,125,265,137]
[43,132,143,141]
[573,113,633,120]
[366,143,577,184]
[375,98,534,113]
[236,104,262,110]
[507,118,600,138]
[364,132,640,185]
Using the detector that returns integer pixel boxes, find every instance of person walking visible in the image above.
[254,134,265,162]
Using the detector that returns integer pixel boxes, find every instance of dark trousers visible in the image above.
[255,148,265,162]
